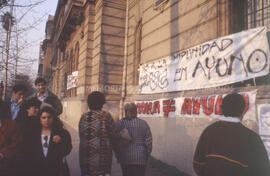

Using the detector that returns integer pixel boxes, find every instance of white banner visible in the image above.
[136,90,257,121]
[67,71,78,90]
[139,27,270,94]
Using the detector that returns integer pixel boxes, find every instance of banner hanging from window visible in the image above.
[139,27,270,94]
[67,71,78,90]
[135,90,257,121]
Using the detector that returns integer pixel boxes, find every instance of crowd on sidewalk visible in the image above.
[0,77,270,176]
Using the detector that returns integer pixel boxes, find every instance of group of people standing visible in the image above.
[0,77,153,176]
[0,77,72,176]
[1,76,270,176]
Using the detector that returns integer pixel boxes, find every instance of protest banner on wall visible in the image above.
[136,90,256,121]
[67,71,78,90]
[139,27,270,94]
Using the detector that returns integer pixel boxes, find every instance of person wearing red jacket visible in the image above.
[0,99,23,176]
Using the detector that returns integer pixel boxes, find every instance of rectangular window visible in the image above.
[246,0,270,29]
[242,0,270,86]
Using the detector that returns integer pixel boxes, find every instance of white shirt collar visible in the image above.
[219,116,241,123]
[38,90,48,102]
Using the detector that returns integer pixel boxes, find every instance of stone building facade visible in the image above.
[41,0,270,175]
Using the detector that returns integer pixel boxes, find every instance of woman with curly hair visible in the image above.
[30,106,72,176]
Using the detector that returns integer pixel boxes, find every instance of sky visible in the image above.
[19,0,58,75]
[0,0,58,80]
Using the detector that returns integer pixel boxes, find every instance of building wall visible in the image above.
[122,0,251,175]
[46,0,270,175]
[57,0,126,130]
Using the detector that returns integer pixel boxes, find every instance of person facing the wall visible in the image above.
[193,93,270,176]
[29,77,63,116]
[114,102,152,176]
[79,91,117,176]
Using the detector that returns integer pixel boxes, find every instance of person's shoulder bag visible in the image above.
[113,119,132,151]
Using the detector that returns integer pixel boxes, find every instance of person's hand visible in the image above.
[52,135,61,143]
[17,98,24,105]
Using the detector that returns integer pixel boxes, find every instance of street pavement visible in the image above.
[64,122,167,176]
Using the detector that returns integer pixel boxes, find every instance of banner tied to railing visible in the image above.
[135,90,257,121]
[139,27,270,94]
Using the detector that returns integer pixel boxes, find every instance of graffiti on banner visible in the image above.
[139,27,269,94]
[136,90,256,121]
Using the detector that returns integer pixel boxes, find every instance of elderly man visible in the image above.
[115,102,152,176]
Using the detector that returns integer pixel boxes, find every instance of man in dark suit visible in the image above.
[29,77,62,116]
[4,84,27,122]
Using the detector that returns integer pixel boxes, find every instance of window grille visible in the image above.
[246,0,270,29]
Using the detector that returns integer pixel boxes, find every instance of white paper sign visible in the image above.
[139,27,270,94]
[67,71,78,90]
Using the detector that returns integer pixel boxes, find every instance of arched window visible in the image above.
[133,20,142,85]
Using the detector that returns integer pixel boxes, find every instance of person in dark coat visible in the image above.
[4,84,27,122]
[0,99,23,176]
[30,106,72,176]
[29,77,63,116]
[18,97,42,175]
[193,93,270,176]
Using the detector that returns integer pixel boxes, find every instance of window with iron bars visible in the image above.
[246,0,270,29]
[227,0,270,87]
[245,0,270,86]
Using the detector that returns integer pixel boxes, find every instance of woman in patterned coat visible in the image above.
[79,91,117,176]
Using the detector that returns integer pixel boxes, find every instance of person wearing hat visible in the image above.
[193,93,270,176]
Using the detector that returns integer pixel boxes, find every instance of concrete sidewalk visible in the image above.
[64,122,167,176]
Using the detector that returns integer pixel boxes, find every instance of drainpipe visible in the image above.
[119,0,129,120]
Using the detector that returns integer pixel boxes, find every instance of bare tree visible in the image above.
[0,0,49,100]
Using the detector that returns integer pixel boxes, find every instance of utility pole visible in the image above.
[2,0,14,101]
[14,15,19,84]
